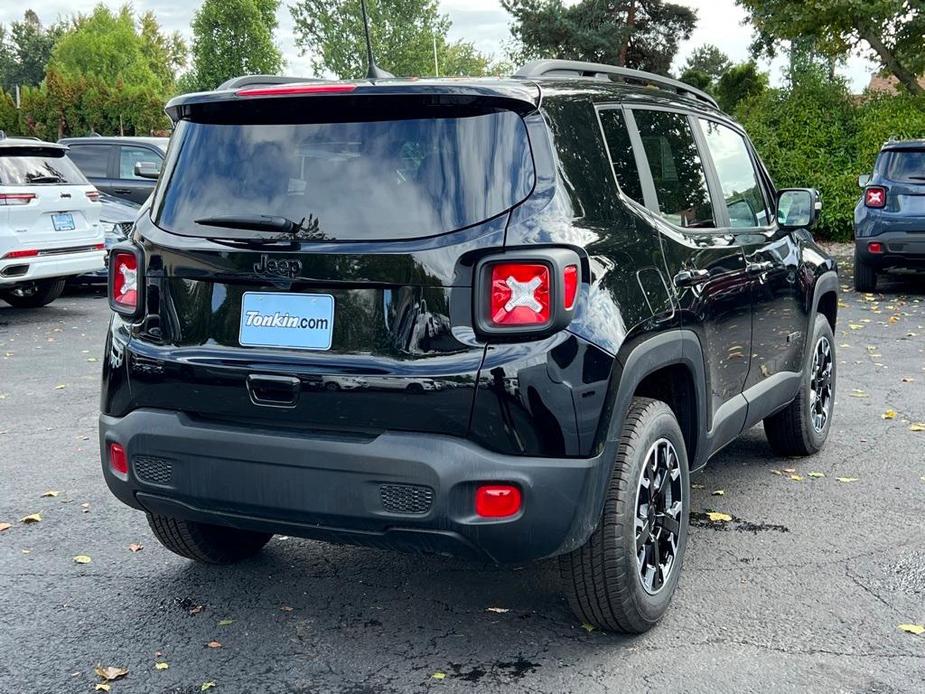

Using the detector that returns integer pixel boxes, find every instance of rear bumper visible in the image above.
[855,231,925,269]
[0,250,105,286]
[99,409,607,563]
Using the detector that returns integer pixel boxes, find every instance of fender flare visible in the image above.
[802,270,839,368]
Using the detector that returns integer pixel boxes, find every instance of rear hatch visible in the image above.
[129,82,539,437]
[0,145,101,252]
[883,147,925,230]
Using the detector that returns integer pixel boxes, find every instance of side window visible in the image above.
[119,146,160,180]
[598,108,645,204]
[66,145,111,178]
[633,109,715,228]
[699,119,770,228]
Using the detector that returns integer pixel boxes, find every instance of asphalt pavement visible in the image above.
[1,259,923,693]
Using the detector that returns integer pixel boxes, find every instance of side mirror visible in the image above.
[776,188,820,230]
[134,161,161,180]
[858,174,871,188]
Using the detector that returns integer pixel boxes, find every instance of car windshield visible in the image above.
[154,111,535,241]
[886,149,925,182]
[0,148,89,185]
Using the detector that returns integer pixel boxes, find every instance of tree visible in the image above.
[715,61,768,113]
[290,0,492,79]
[138,11,187,92]
[184,0,283,92]
[0,10,65,90]
[682,44,730,83]
[502,0,697,75]
[678,67,712,91]
[736,0,925,96]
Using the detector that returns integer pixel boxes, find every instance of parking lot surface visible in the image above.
[1,262,923,693]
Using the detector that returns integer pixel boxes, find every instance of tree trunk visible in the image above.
[859,27,923,96]
[618,0,636,67]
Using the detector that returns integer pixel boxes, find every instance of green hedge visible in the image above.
[736,70,925,241]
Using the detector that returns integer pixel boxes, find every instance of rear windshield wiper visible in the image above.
[908,175,925,181]
[195,214,301,234]
[28,175,64,183]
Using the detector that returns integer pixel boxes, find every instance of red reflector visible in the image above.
[94,243,105,251]
[111,251,138,310]
[2,248,39,259]
[475,485,522,518]
[109,443,128,476]
[85,190,100,202]
[865,186,887,208]
[237,83,357,97]
[489,263,551,326]
[868,241,884,254]
[0,193,36,205]
[563,264,579,310]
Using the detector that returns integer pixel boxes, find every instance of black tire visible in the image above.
[147,514,272,564]
[764,314,836,457]
[0,278,66,308]
[560,397,690,633]
[853,249,877,293]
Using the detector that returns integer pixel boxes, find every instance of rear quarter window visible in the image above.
[155,110,535,242]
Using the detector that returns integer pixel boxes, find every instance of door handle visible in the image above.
[747,261,774,276]
[673,269,710,288]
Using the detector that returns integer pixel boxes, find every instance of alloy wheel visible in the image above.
[634,438,683,595]
[809,336,834,433]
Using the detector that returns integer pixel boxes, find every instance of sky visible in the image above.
[0,0,878,92]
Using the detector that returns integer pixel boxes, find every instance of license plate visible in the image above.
[239,292,334,351]
[51,213,75,231]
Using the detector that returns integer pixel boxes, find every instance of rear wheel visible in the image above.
[147,514,272,564]
[764,314,835,456]
[560,397,689,633]
[0,278,66,308]
[853,249,877,293]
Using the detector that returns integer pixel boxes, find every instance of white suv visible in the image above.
[0,136,105,308]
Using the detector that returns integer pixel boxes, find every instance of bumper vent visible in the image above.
[379,483,434,515]
[133,455,174,486]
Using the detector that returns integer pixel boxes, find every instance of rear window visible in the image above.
[0,148,89,185]
[155,111,535,241]
[885,150,925,182]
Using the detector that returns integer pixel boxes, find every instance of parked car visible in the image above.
[71,192,140,284]
[99,62,838,633]
[59,136,168,205]
[854,139,925,291]
[0,133,104,308]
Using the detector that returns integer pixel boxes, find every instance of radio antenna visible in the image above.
[361,0,394,79]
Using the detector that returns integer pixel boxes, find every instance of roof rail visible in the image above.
[514,59,719,109]
[217,75,330,91]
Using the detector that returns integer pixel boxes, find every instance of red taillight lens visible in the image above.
[475,484,522,518]
[237,83,357,97]
[111,251,138,310]
[109,443,128,477]
[563,264,579,310]
[0,193,36,205]
[2,248,39,259]
[868,241,884,254]
[490,263,551,326]
[85,190,100,202]
[865,186,887,208]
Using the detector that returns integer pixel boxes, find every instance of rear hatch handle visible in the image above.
[246,374,301,408]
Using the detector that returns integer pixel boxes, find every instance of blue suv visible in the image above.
[855,139,925,291]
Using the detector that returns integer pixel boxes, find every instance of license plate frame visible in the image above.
[239,292,335,351]
[51,213,75,231]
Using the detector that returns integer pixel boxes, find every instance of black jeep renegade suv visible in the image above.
[100,60,838,633]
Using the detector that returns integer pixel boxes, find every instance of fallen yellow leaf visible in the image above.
[486,607,509,613]
[712,490,725,496]
[154,662,169,670]
[201,683,216,692]
[789,474,805,481]
[706,512,732,522]
[0,522,10,532]
[770,469,782,476]
[128,544,143,553]
[73,555,92,564]
[217,619,234,626]
[19,513,41,524]
[581,623,596,632]
[40,490,60,498]
[910,423,925,432]
[850,390,869,398]
[882,409,897,420]
[432,672,447,680]
[808,472,825,478]
[207,641,222,649]
[54,384,66,389]
[848,324,863,330]
[94,665,128,682]
[783,467,797,473]
[898,624,924,635]
[94,685,111,693]
[837,477,859,483]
